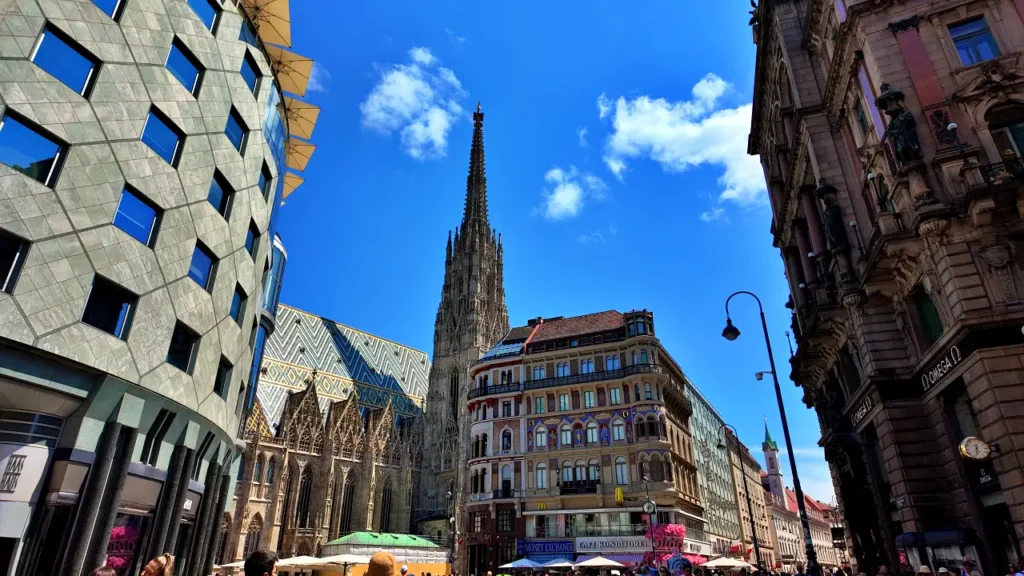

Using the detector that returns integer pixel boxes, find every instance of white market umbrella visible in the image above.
[316,554,372,573]
[274,556,321,569]
[544,559,575,569]
[702,557,754,570]
[213,560,246,574]
[500,558,543,569]
[575,557,626,568]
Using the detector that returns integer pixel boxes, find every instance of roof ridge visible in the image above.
[279,304,430,356]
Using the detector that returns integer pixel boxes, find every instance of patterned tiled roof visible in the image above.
[505,325,536,342]
[256,304,430,427]
[529,310,624,343]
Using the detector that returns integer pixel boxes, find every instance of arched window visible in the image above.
[631,351,637,365]
[588,459,600,481]
[536,463,548,488]
[575,460,586,482]
[500,371,506,385]
[638,458,649,481]
[659,415,667,438]
[643,382,653,400]
[500,464,512,497]
[986,101,1024,158]
[298,431,311,452]
[636,418,646,439]
[560,425,572,447]
[561,462,573,483]
[481,433,488,457]
[647,415,659,438]
[243,513,263,557]
[615,457,628,485]
[586,422,598,444]
[911,288,944,345]
[296,468,314,527]
[312,433,323,455]
[634,384,640,401]
[501,430,512,452]
[253,454,264,484]
[536,426,548,449]
[449,369,459,417]
[651,454,665,482]
[379,477,393,532]
[237,454,246,481]
[640,349,648,364]
[472,434,479,458]
[612,419,625,441]
[329,476,345,538]
[665,461,674,482]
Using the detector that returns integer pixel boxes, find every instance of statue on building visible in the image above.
[875,83,922,167]
[814,179,848,252]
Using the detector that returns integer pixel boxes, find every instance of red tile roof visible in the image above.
[529,310,625,343]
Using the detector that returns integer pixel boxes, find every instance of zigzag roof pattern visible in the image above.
[257,304,431,427]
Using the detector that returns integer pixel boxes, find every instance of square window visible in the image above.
[91,0,126,19]
[230,285,247,324]
[82,276,137,339]
[113,187,160,247]
[214,357,232,398]
[187,0,221,32]
[949,17,1000,66]
[30,24,100,97]
[142,108,185,167]
[240,51,261,97]
[207,171,233,219]
[188,242,216,291]
[166,321,199,373]
[166,38,205,96]
[245,221,259,259]
[0,230,29,294]
[0,111,69,187]
[224,108,249,154]
[258,162,272,200]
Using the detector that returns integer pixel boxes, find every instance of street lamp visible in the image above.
[722,291,822,576]
[718,424,763,572]
[642,475,657,566]
[446,490,455,566]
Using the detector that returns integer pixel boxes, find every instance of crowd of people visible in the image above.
[82,549,1024,576]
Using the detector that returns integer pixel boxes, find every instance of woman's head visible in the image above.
[140,553,175,576]
[90,568,117,576]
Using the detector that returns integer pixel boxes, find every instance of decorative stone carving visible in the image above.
[918,218,949,238]
[929,108,957,146]
[815,179,849,251]
[954,59,1024,103]
[979,245,1019,304]
[888,16,920,34]
[875,83,923,167]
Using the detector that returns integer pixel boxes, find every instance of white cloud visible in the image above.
[539,166,608,220]
[577,231,606,244]
[445,28,466,45]
[577,126,588,148]
[600,73,767,208]
[306,62,331,93]
[409,47,436,66]
[596,92,612,119]
[700,207,725,222]
[360,47,468,160]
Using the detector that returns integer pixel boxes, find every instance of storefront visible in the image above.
[518,539,575,564]
[576,536,650,565]
[0,437,55,576]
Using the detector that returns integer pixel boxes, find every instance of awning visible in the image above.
[282,172,303,199]
[282,96,320,140]
[264,45,313,96]
[682,554,706,566]
[526,555,572,565]
[239,0,291,47]
[575,554,645,566]
[286,138,315,171]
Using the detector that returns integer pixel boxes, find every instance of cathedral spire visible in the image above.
[462,102,488,233]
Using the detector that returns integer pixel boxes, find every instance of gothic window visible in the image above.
[243,513,263,557]
[253,454,264,484]
[536,463,548,488]
[986,101,1024,159]
[296,468,313,528]
[329,477,345,537]
[342,435,355,459]
[312,433,323,455]
[298,431,311,452]
[449,369,459,417]
[911,288,944,346]
[379,477,393,533]
[340,473,356,533]
[237,454,246,481]
[266,457,276,485]
[612,419,625,441]
[280,472,294,527]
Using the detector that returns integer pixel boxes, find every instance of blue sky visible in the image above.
[278,1,836,503]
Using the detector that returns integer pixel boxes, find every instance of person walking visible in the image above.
[140,553,175,576]
[245,550,279,576]
[961,557,982,576]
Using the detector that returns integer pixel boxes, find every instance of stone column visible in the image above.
[793,222,817,283]
[801,186,827,256]
[784,248,807,307]
[164,447,196,558]
[185,453,223,576]
[87,425,139,571]
[148,444,195,559]
[62,421,122,576]
[201,472,232,576]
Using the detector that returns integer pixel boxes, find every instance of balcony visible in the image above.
[493,488,522,500]
[979,158,1024,187]
[558,480,599,495]
[524,363,662,392]
[468,382,521,400]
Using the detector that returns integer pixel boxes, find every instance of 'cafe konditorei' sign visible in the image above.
[576,536,650,553]
[921,345,962,392]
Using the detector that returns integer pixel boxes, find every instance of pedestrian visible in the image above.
[245,550,279,576]
[89,568,116,576]
[917,567,933,576]
[140,553,175,576]
[369,551,400,576]
[961,558,982,576]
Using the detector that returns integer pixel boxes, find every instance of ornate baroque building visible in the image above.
[224,304,430,561]
[749,0,1024,573]
[412,104,510,557]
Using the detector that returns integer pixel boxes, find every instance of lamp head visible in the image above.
[755,372,764,381]
[947,122,958,132]
[722,318,740,341]
[717,441,726,451]
[642,475,650,483]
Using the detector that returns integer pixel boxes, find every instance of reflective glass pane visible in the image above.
[31,26,98,96]
[207,172,232,217]
[240,53,260,96]
[113,188,158,246]
[0,113,64,186]
[245,225,257,256]
[187,0,220,31]
[225,109,247,153]
[188,244,215,290]
[141,111,183,166]
[239,21,258,47]
[166,40,203,95]
[258,164,270,197]
[230,287,244,321]
[82,276,135,339]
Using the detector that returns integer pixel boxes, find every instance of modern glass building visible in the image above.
[0,0,318,574]
[683,382,742,554]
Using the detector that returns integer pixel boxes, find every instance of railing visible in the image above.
[524,364,661,391]
[979,158,1024,186]
[468,382,522,399]
[569,524,648,537]
[559,481,599,495]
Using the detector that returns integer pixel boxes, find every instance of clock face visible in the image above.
[959,437,992,460]
[642,500,656,514]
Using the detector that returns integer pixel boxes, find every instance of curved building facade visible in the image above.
[0,0,318,574]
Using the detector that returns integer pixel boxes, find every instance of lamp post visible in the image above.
[722,291,821,576]
[718,423,763,572]
[446,490,455,567]
[642,475,657,566]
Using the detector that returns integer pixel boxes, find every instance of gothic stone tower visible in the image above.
[414,104,509,542]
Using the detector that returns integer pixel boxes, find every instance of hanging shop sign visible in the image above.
[0,443,51,503]
[921,346,962,392]
[911,324,1024,395]
[576,536,651,553]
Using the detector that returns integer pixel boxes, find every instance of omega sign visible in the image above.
[921,345,962,392]
[851,397,873,426]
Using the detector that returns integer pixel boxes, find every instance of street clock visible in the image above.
[642,500,657,514]
[958,436,992,461]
